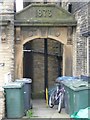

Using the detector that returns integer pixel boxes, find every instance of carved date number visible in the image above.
[36,9,52,17]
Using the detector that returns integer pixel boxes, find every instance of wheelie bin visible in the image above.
[62,80,90,115]
[3,82,24,119]
[15,78,32,113]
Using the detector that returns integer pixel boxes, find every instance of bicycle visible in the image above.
[49,84,65,113]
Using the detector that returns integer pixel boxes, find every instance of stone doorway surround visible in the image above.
[14,3,77,79]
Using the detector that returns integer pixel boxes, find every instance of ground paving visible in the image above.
[31,99,70,118]
[2,99,70,120]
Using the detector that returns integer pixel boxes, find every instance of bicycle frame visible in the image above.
[49,84,65,113]
[54,86,64,103]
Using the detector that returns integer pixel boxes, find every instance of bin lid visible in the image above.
[71,82,89,91]
[56,76,79,83]
[15,78,32,83]
[70,82,89,91]
[61,80,90,91]
[3,82,24,88]
[61,79,81,86]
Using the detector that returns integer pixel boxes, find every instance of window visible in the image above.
[68,3,72,13]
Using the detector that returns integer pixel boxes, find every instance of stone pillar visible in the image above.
[15,44,23,79]
[63,45,73,76]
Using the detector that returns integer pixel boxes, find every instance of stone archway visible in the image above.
[14,4,76,79]
[15,26,73,78]
[15,32,73,98]
[14,3,76,98]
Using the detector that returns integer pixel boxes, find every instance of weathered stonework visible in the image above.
[14,3,76,98]
[72,3,89,76]
[0,1,14,119]
[14,26,69,79]
[14,26,69,98]
[0,0,14,84]
[61,1,90,76]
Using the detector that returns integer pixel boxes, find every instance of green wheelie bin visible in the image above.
[3,82,24,119]
[62,80,90,115]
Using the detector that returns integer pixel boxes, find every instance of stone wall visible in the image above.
[61,1,90,76]
[89,1,90,74]
[0,0,14,119]
[88,2,90,33]
[62,1,89,76]
[72,2,89,76]
[0,0,14,87]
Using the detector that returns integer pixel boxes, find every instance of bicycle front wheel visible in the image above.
[49,96,54,108]
[58,96,62,113]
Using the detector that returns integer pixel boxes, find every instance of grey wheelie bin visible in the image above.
[15,78,32,113]
[3,82,24,119]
